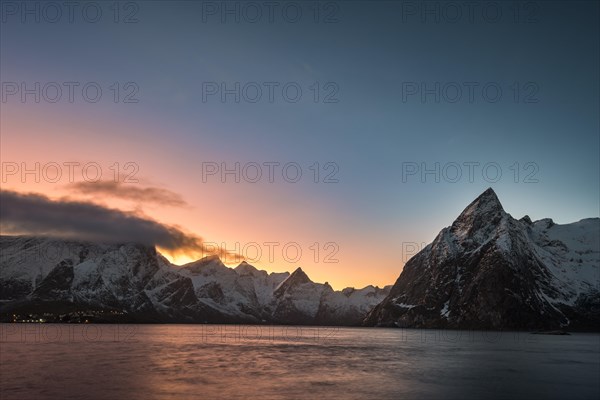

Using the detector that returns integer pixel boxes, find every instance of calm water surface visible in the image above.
[1,324,598,399]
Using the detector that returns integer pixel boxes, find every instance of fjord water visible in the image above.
[1,325,598,400]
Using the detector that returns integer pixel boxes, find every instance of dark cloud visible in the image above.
[66,181,188,207]
[0,190,234,260]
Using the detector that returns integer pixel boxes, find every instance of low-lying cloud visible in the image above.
[0,190,231,260]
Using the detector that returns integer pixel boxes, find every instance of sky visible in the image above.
[1,0,599,289]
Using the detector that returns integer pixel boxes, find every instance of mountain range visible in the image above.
[1,188,598,330]
[0,237,390,325]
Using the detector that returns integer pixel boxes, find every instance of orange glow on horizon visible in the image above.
[161,250,247,270]
[161,251,200,267]
[1,108,404,291]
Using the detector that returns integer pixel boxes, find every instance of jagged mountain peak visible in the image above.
[234,261,260,276]
[520,215,533,225]
[451,187,506,238]
[290,267,311,281]
[459,187,503,217]
[273,267,312,295]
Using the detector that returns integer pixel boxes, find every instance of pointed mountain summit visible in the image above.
[234,261,260,276]
[451,187,505,240]
[289,267,312,283]
[464,187,502,211]
[274,267,312,296]
[458,187,504,218]
[365,189,600,330]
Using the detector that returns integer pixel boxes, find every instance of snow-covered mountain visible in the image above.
[365,188,600,330]
[272,267,391,325]
[0,236,390,325]
[4,188,596,329]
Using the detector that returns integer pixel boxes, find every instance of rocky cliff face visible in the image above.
[0,237,389,325]
[364,188,600,330]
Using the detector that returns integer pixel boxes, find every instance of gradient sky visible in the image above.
[1,0,599,289]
